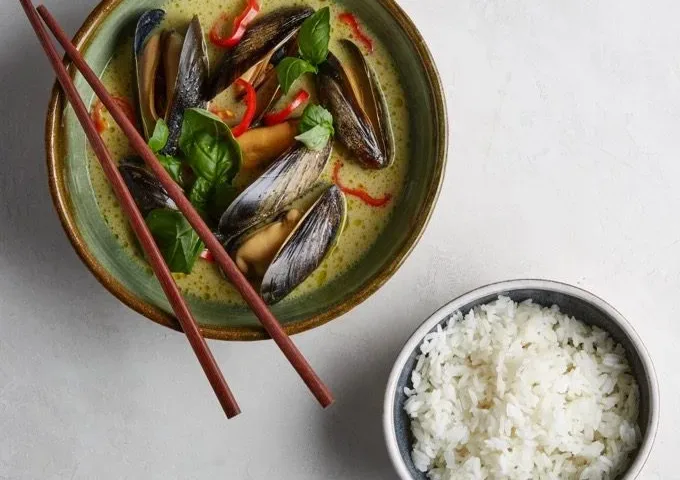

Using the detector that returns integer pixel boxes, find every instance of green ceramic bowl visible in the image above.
[46,0,447,340]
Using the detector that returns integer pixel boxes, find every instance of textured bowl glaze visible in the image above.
[45,0,447,340]
[384,279,659,480]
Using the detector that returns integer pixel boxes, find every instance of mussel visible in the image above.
[317,40,394,169]
[218,140,333,243]
[227,184,346,304]
[208,6,314,100]
[119,158,176,216]
[216,134,343,304]
[134,10,209,154]
[260,185,346,304]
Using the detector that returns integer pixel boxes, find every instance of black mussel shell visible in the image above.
[317,45,394,169]
[218,141,332,244]
[261,185,346,304]
[119,159,176,217]
[161,16,209,155]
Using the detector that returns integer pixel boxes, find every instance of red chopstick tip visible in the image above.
[320,395,335,409]
[225,405,242,418]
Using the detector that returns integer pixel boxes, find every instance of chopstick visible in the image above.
[17,0,241,418]
[28,2,334,408]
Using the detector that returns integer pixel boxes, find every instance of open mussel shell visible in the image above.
[317,40,394,169]
[162,16,209,155]
[134,9,166,139]
[134,9,165,52]
[119,158,176,217]
[134,12,209,153]
[208,6,314,99]
[218,140,333,243]
[261,185,347,304]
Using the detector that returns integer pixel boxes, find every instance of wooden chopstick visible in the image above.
[33,3,334,408]
[17,0,241,418]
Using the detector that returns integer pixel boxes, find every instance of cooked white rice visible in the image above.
[404,296,640,480]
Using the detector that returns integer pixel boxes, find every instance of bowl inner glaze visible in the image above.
[48,0,446,340]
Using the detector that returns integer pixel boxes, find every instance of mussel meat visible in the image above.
[218,140,333,242]
[317,40,394,169]
[119,158,176,216]
[233,209,302,278]
[134,11,209,154]
[208,6,314,99]
[236,120,298,170]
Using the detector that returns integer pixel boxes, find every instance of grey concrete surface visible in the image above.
[1,0,678,478]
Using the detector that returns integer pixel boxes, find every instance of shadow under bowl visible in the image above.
[45,0,447,340]
[384,279,659,480]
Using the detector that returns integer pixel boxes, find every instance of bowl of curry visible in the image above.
[46,0,447,340]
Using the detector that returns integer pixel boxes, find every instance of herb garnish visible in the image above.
[295,104,335,150]
[142,110,243,273]
[148,119,184,185]
[179,108,242,216]
[276,7,331,93]
[145,208,204,274]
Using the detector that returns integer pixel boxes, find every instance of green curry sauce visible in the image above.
[88,0,409,304]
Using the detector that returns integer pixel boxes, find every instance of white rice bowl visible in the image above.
[404,296,640,480]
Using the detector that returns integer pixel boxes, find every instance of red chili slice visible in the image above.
[230,79,257,137]
[91,97,136,134]
[210,0,261,49]
[91,100,107,133]
[338,12,374,53]
[263,90,310,126]
[200,249,215,263]
[332,162,392,207]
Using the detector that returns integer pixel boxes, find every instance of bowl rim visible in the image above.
[383,279,660,480]
[45,0,449,341]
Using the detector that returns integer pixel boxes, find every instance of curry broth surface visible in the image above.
[88,0,409,304]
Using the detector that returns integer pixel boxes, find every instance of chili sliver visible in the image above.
[263,90,310,126]
[210,0,261,49]
[338,12,373,53]
[332,162,392,207]
[231,79,257,137]
[200,249,215,263]
[91,97,136,134]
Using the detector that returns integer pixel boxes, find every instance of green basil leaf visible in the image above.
[188,176,212,217]
[296,104,334,150]
[145,208,203,274]
[148,119,170,153]
[276,57,317,94]
[295,124,332,151]
[157,154,183,185]
[299,104,334,136]
[298,7,331,66]
[180,109,241,184]
[179,108,242,211]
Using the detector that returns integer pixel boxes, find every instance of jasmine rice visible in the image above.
[404,296,640,480]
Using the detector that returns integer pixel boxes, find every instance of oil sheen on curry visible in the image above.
[88,0,409,305]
